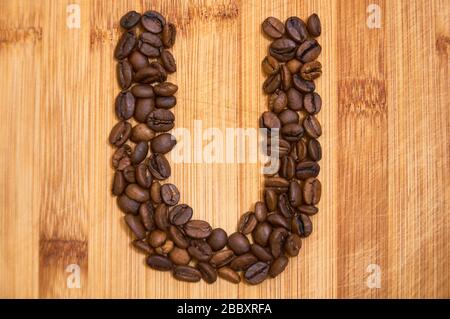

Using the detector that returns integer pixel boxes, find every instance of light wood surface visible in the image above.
[0,0,449,298]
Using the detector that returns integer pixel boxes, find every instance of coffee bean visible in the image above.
[281,123,304,142]
[279,156,296,180]
[263,73,281,94]
[134,98,155,123]
[295,138,308,162]
[169,225,189,249]
[251,244,273,262]
[278,109,299,125]
[293,74,315,93]
[260,111,281,130]
[131,141,149,164]
[147,153,171,180]
[131,84,155,98]
[154,203,170,230]
[296,39,321,63]
[120,11,141,30]
[230,253,258,271]
[303,115,322,138]
[286,58,302,74]
[117,194,140,214]
[125,183,150,202]
[262,17,285,39]
[110,121,132,147]
[254,201,268,222]
[150,181,162,204]
[184,220,212,239]
[123,165,136,183]
[155,96,176,109]
[269,38,297,62]
[198,262,217,283]
[161,50,176,73]
[269,228,289,258]
[228,232,250,255]
[136,163,153,188]
[148,229,167,248]
[269,255,288,277]
[303,177,321,205]
[299,204,319,216]
[160,183,180,206]
[112,171,126,195]
[207,228,228,251]
[244,262,269,285]
[151,133,177,154]
[141,10,166,33]
[209,250,235,268]
[138,41,160,58]
[287,88,303,111]
[285,16,308,43]
[117,59,133,90]
[291,214,313,237]
[288,180,302,207]
[307,13,321,37]
[303,92,322,115]
[169,204,193,225]
[188,239,212,262]
[139,201,155,231]
[115,31,137,60]
[301,61,322,81]
[112,144,132,169]
[124,214,146,240]
[295,160,320,180]
[267,213,290,229]
[147,109,175,132]
[173,265,201,282]
[280,64,292,90]
[162,22,176,48]
[154,82,178,96]
[147,254,172,271]
[278,193,297,218]
[140,32,163,48]
[169,247,191,265]
[264,189,278,211]
[132,239,153,254]
[262,55,280,75]
[252,222,272,246]
[269,90,288,113]
[264,176,290,190]
[238,212,257,235]
[115,91,135,120]
[134,66,161,84]
[284,234,302,256]
[155,239,174,255]
[150,61,168,82]
[128,50,150,71]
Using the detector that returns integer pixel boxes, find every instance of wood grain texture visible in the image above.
[0,0,449,298]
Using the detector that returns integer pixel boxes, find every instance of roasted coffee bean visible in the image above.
[266,138,290,158]
[134,98,155,123]
[296,39,321,63]
[280,64,292,90]
[112,144,132,169]
[131,123,155,143]
[263,73,281,94]
[278,193,296,217]
[160,183,180,206]
[125,183,150,202]
[169,225,189,249]
[128,50,150,71]
[218,267,241,283]
[120,11,141,29]
[162,22,176,48]
[155,96,176,109]
[262,17,285,39]
[169,204,193,225]
[267,213,290,229]
[291,214,313,237]
[307,13,321,37]
[131,141,149,164]
[169,247,191,265]
[265,176,290,190]
[228,232,250,255]
[244,262,269,285]
[154,203,170,230]
[287,88,303,111]
[198,262,217,283]
[303,92,322,115]
[281,123,304,142]
[150,181,162,204]
[230,253,258,271]
[134,66,161,84]
[293,74,315,93]
[184,220,212,239]
[288,180,302,207]
[303,177,321,205]
[131,84,154,98]
[252,222,272,246]
[139,201,155,231]
[147,153,171,180]
[115,91,135,120]
[188,239,212,262]
[260,111,281,130]
[299,204,319,215]
[138,40,160,58]
[269,228,289,258]
[209,250,235,268]
[286,58,302,74]
[285,16,308,43]
[296,161,320,180]
[155,239,174,255]
[262,55,280,75]
[124,214,146,240]
[141,10,166,33]
[151,133,176,154]
[254,201,268,222]
[264,189,278,212]
[160,50,176,73]
[295,138,308,161]
[140,32,163,48]
[269,38,297,62]
[269,90,288,113]
[132,239,153,254]
[269,255,288,277]
[117,194,140,214]
[173,265,201,282]
[150,61,168,82]
[279,156,296,180]
[147,109,175,132]
[278,109,299,125]
[117,59,133,89]
[148,229,167,248]
[115,31,137,59]
[303,115,322,138]
[154,82,178,96]
[122,165,135,183]
[136,163,153,188]
[238,212,257,234]
[207,228,228,251]
[112,171,126,195]
[284,234,302,256]
[147,254,172,271]
[301,61,322,81]
[251,244,273,262]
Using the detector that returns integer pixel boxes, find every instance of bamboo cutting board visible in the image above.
[0,0,449,299]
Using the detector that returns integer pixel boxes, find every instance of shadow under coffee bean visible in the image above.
[109,11,323,285]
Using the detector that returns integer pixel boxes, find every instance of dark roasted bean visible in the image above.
[244,262,269,285]
[285,16,308,43]
[307,13,322,37]
[169,204,193,225]
[184,220,212,239]
[218,267,241,284]
[269,255,289,277]
[120,11,141,30]
[147,254,172,271]
[198,262,217,283]
[238,212,257,235]
[207,228,228,251]
[291,214,313,237]
[147,153,171,180]
[160,183,180,206]
[124,214,146,240]
[262,17,285,39]
[115,91,135,120]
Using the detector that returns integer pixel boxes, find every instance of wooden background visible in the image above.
[0,0,449,298]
